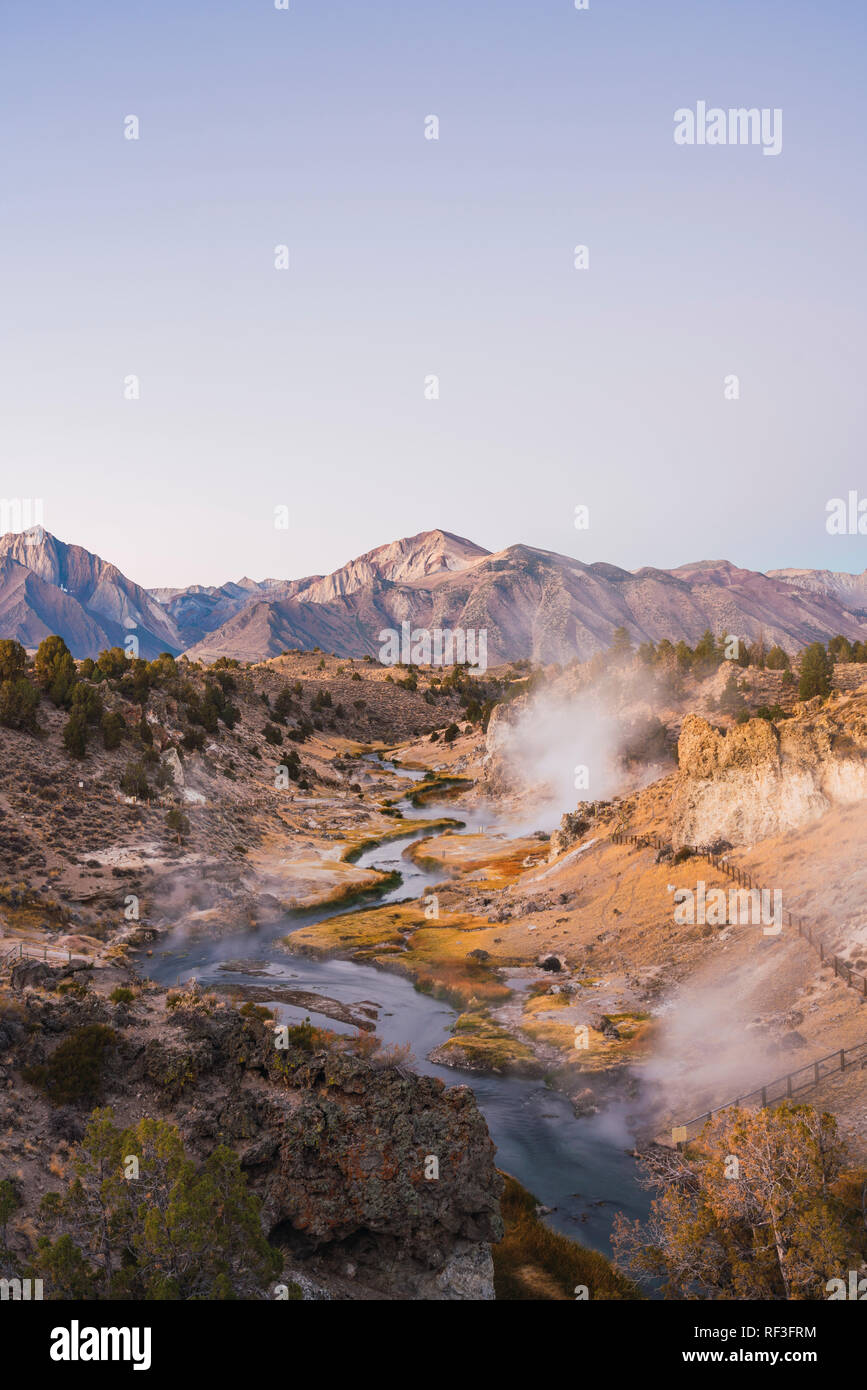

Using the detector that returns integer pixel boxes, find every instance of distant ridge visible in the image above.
[0,526,863,664]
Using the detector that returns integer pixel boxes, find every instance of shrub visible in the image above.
[101,710,126,749]
[0,1176,20,1244]
[71,681,103,723]
[110,987,135,1005]
[34,635,76,706]
[34,1110,281,1299]
[120,761,152,800]
[239,1001,275,1022]
[755,703,786,722]
[23,1025,118,1106]
[765,645,790,670]
[718,670,747,718]
[0,676,39,732]
[220,700,240,729]
[96,647,128,680]
[62,711,88,758]
[0,639,27,682]
[799,643,833,700]
[273,687,295,721]
[263,723,283,745]
[166,807,190,844]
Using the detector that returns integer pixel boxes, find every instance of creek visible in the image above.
[148,758,648,1256]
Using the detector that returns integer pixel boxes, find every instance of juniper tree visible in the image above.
[612,1104,859,1300]
[798,642,833,700]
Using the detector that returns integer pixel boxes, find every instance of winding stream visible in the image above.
[147,759,648,1256]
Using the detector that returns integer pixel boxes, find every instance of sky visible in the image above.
[1,0,865,588]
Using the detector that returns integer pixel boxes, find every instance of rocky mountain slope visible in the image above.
[184,548,867,665]
[769,565,867,619]
[2,526,865,664]
[0,530,181,658]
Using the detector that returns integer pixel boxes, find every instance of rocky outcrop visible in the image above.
[6,985,502,1300]
[482,697,527,794]
[672,694,867,846]
[260,1052,502,1291]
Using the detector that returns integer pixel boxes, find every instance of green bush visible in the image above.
[0,639,27,682]
[33,1110,281,1299]
[62,710,88,758]
[120,761,152,800]
[71,682,103,722]
[34,635,76,706]
[101,710,126,749]
[799,643,833,700]
[765,645,790,670]
[0,676,39,732]
[96,646,128,679]
[166,807,190,844]
[23,1025,118,1106]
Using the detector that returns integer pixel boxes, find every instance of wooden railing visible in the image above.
[610,830,867,998]
[0,941,89,971]
[672,1040,867,1143]
[608,830,867,1142]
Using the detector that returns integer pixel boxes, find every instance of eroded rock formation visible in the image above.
[672,692,867,846]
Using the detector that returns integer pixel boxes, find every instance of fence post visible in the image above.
[786,1074,792,1098]
[761,1087,767,1106]
[840,1050,845,1072]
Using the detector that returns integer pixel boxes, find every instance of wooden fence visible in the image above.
[0,941,89,971]
[608,830,867,1142]
[610,830,867,998]
[672,1040,867,1143]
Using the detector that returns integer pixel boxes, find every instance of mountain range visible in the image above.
[1,526,865,665]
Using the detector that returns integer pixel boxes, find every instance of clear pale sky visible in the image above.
[1,0,865,588]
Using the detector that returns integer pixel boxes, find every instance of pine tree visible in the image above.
[798,643,832,700]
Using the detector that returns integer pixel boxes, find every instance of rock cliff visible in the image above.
[672,691,867,846]
[1,976,503,1300]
